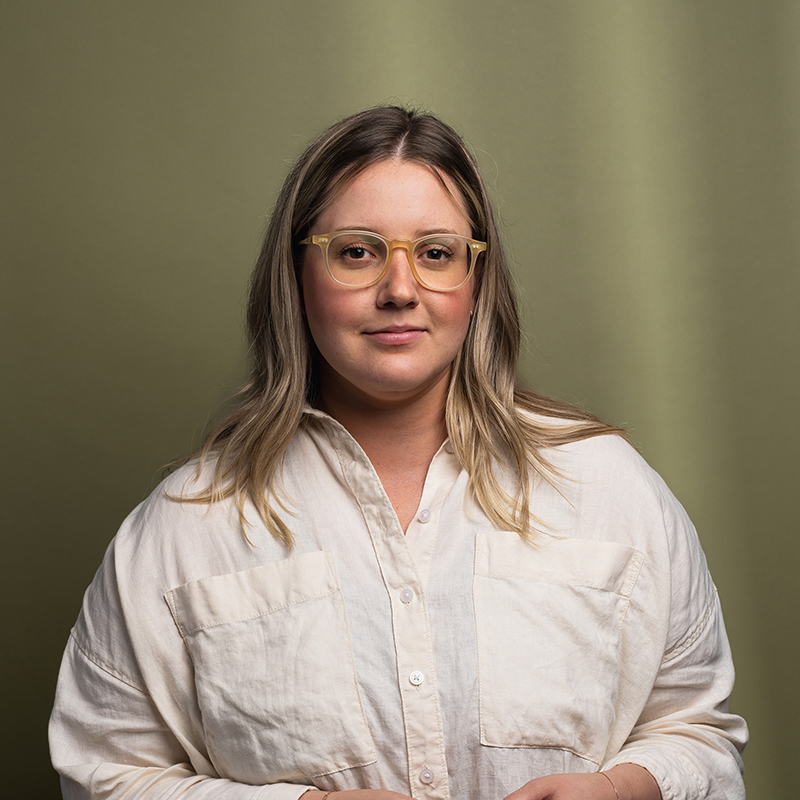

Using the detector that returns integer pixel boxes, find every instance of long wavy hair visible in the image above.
[181,106,624,547]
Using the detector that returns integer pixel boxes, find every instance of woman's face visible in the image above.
[302,159,476,410]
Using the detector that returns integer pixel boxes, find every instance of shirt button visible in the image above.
[409,670,424,686]
[420,768,434,784]
[400,588,414,604]
[417,508,432,523]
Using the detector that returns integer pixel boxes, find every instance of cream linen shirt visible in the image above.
[50,409,747,800]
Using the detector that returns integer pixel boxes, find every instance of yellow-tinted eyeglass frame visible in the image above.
[299,231,486,292]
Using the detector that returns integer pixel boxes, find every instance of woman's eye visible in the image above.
[337,242,381,262]
[342,246,368,260]
[420,246,453,263]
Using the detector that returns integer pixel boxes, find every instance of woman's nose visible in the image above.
[376,246,419,307]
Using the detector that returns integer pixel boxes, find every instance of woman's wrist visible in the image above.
[299,791,332,800]
[602,763,662,800]
[599,770,620,799]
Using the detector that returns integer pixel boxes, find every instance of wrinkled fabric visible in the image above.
[50,409,747,800]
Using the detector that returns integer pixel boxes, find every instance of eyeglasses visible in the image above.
[300,230,486,291]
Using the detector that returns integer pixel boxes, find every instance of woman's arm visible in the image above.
[301,792,414,800]
[488,441,746,800]
[596,473,747,799]
[501,764,660,800]
[599,592,746,798]
[50,636,316,800]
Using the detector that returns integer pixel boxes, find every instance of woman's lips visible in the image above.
[364,326,425,345]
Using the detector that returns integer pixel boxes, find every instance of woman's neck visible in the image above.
[318,387,448,468]
[315,374,450,531]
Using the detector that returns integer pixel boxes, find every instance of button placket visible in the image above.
[315,417,456,800]
[347,441,453,800]
[391,582,448,800]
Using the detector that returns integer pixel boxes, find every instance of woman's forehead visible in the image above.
[314,159,471,234]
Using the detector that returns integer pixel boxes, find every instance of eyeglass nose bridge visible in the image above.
[379,238,420,283]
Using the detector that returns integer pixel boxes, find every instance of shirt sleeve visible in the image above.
[48,502,317,800]
[50,629,317,800]
[601,478,748,800]
[51,637,302,800]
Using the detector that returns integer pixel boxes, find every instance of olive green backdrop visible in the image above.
[3,2,798,798]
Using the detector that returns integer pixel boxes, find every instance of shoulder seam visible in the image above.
[661,588,718,664]
[69,630,148,693]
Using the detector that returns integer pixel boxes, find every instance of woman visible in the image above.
[50,107,747,800]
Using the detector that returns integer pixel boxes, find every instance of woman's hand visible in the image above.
[502,773,615,800]
[502,764,662,800]
[299,764,659,800]
[301,791,415,800]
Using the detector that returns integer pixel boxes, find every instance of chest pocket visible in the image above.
[166,550,377,784]
[473,532,644,765]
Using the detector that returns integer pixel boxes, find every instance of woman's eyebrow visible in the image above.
[324,226,465,237]
[415,228,463,237]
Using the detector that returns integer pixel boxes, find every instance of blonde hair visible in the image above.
[181,107,624,546]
